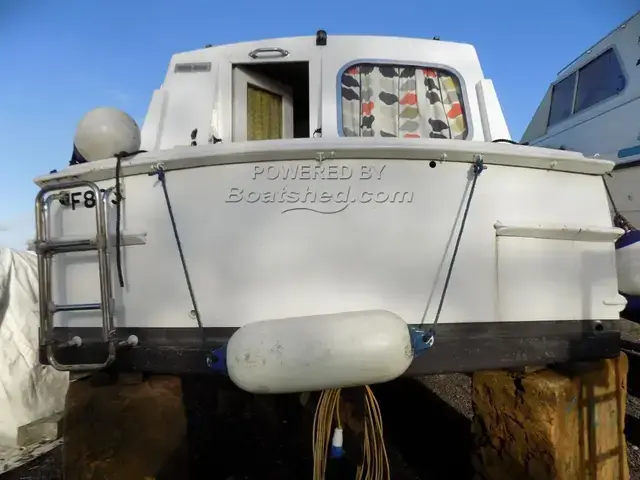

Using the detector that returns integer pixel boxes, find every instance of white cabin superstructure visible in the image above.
[32,32,623,390]
[139,34,510,149]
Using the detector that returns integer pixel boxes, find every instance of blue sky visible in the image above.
[0,0,637,249]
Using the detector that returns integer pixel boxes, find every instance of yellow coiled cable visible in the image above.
[312,386,390,480]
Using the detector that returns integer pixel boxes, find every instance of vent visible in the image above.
[174,62,212,73]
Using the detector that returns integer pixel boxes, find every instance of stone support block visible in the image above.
[472,354,629,480]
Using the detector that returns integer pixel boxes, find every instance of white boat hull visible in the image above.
[616,231,640,296]
[599,165,640,305]
[34,139,625,374]
[606,164,640,228]
[43,156,623,328]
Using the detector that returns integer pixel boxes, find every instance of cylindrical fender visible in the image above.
[225,310,414,394]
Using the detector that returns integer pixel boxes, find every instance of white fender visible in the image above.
[225,310,414,394]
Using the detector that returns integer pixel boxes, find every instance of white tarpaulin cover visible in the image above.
[0,248,69,446]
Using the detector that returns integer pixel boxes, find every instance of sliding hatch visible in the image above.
[218,37,322,142]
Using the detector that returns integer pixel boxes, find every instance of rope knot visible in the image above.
[150,163,166,181]
[472,155,486,175]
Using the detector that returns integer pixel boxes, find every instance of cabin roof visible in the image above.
[172,34,476,57]
[557,11,640,76]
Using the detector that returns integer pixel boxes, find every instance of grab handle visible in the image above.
[248,47,289,59]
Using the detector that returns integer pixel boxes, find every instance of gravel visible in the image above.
[0,445,61,480]
[419,373,473,418]
[621,318,640,478]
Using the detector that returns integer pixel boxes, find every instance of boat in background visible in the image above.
[521,11,640,316]
[30,30,624,394]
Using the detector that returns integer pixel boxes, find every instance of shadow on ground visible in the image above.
[3,375,474,480]
[373,378,474,480]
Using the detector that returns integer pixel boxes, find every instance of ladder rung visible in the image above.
[52,303,102,313]
[35,238,100,253]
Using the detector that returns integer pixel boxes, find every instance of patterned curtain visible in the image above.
[341,65,467,139]
[247,85,283,141]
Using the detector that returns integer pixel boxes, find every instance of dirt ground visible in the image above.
[6,332,640,479]
[2,375,473,480]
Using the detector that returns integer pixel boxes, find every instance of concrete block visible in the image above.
[16,412,63,447]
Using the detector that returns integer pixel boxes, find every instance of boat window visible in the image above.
[548,73,576,127]
[574,49,625,113]
[340,64,467,139]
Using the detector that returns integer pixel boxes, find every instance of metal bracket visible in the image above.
[408,327,435,357]
[207,344,228,374]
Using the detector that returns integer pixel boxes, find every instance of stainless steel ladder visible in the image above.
[34,180,118,372]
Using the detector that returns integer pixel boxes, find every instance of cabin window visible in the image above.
[340,64,467,139]
[547,48,626,128]
[574,49,625,113]
[548,73,576,127]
